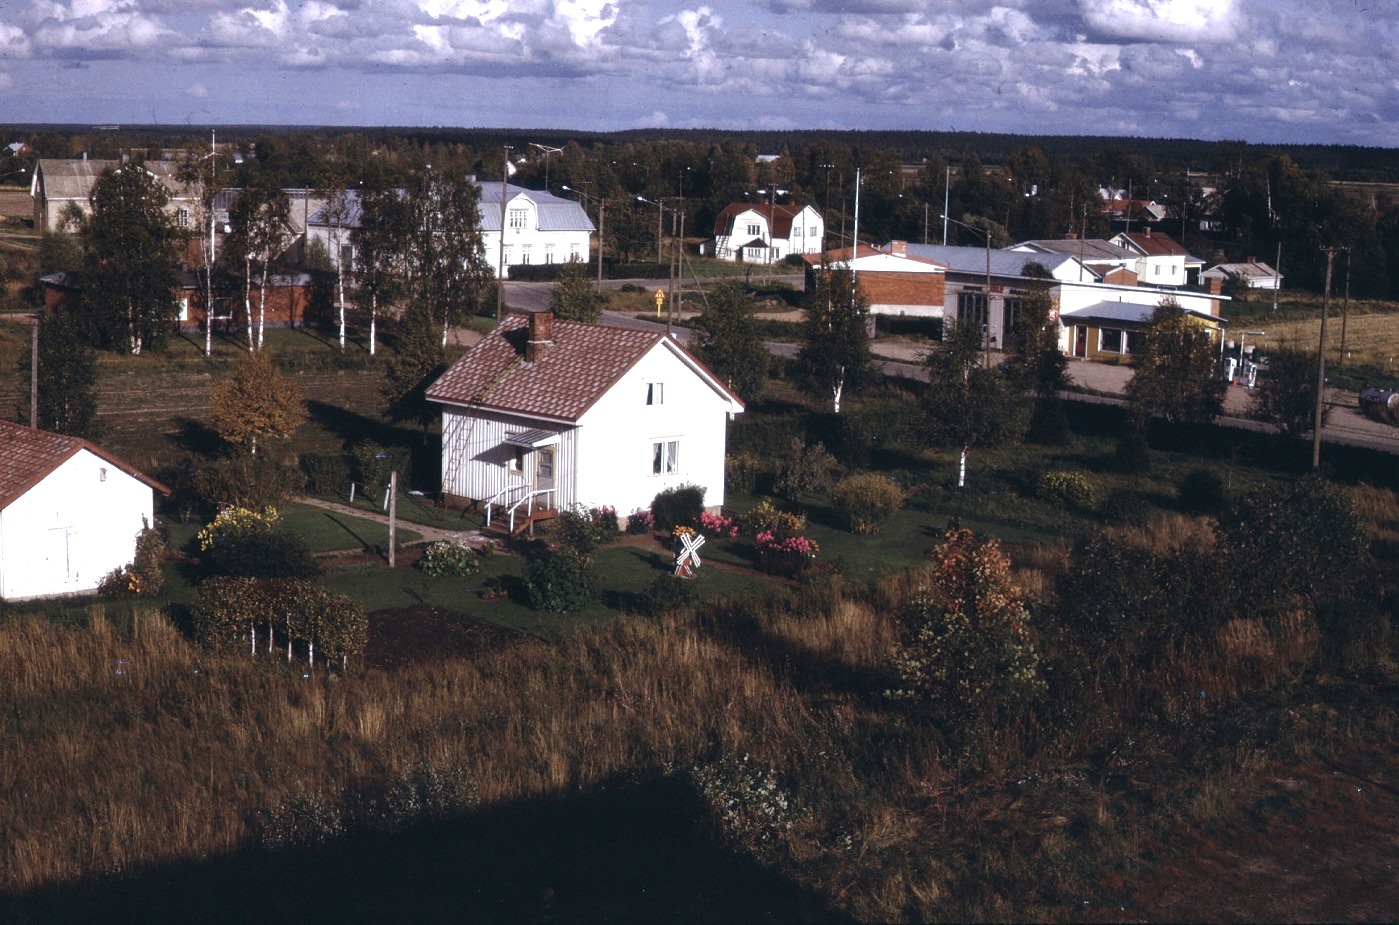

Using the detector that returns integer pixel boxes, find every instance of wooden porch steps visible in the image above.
[483,508,558,539]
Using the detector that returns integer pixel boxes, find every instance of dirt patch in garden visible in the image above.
[365,604,525,670]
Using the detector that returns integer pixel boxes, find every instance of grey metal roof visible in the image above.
[1013,239,1138,262]
[898,243,1077,278]
[1059,300,1222,325]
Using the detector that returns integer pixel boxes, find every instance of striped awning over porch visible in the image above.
[504,429,561,448]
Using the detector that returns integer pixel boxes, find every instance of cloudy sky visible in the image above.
[0,0,1396,146]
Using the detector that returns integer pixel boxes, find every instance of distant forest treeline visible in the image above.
[7,123,1399,298]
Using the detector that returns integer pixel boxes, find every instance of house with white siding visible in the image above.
[426,312,743,527]
[712,202,824,263]
[0,422,166,600]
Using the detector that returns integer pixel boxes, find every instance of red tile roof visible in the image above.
[1117,230,1189,257]
[0,421,168,511]
[714,202,810,239]
[426,314,740,421]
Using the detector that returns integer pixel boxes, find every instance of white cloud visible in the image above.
[1079,0,1237,44]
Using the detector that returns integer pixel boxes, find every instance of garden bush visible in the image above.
[416,539,482,578]
[191,576,265,652]
[640,573,697,616]
[1113,425,1152,474]
[830,472,905,535]
[194,452,305,511]
[725,452,769,495]
[352,440,412,494]
[1178,467,1226,514]
[1033,470,1096,509]
[650,484,706,533]
[551,506,619,567]
[196,506,320,580]
[300,450,351,495]
[97,519,167,598]
[625,508,654,534]
[524,553,593,613]
[773,438,839,501]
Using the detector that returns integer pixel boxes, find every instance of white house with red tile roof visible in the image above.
[712,202,824,263]
[426,312,744,521]
[1109,229,1205,288]
[0,422,167,600]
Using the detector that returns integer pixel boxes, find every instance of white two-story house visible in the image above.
[712,202,824,263]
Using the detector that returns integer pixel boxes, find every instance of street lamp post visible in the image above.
[1313,247,1344,471]
[562,185,606,295]
[941,214,994,369]
[529,143,563,192]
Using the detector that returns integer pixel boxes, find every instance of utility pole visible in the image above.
[1271,239,1282,315]
[387,470,398,568]
[1313,246,1341,471]
[30,316,38,428]
[496,147,510,323]
[1338,248,1353,368]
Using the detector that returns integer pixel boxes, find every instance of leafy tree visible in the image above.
[891,527,1044,745]
[382,299,447,431]
[924,320,1019,489]
[402,165,493,347]
[19,309,99,438]
[1124,297,1226,424]
[797,262,871,413]
[224,169,291,351]
[80,162,181,354]
[211,350,306,455]
[692,281,769,403]
[1250,344,1326,439]
[1001,285,1070,445]
[548,258,602,322]
[352,179,411,357]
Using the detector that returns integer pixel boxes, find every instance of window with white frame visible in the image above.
[652,440,679,475]
[746,223,761,237]
[957,291,987,328]
[646,382,664,405]
[508,208,528,230]
[1099,328,1126,354]
[176,208,191,228]
[545,244,555,264]
[570,243,582,261]
[521,244,532,264]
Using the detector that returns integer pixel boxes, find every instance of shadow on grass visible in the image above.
[0,775,848,925]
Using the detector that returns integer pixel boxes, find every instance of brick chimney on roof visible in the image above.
[526,311,554,362]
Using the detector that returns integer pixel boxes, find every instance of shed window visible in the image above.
[647,382,664,405]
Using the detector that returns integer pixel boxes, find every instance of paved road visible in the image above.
[499,280,1399,457]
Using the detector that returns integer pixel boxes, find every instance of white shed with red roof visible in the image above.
[426,312,744,521]
[0,422,167,600]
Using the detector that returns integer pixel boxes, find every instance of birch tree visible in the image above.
[352,180,411,357]
[175,140,227,358]
[797,261,871,413]
[402,165,493,348]
[211,349,307,456]
[317,160,354,352]
[924,319,1018,489]
[225,172,290,351]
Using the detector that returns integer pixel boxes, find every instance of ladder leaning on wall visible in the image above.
[439,355,524,510]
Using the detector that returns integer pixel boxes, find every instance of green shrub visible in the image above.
[191,576,265,652]
[773,438,839,501]
[416,540,481,578]
[300,451,351,495]
[830,472,905,535]
[1033,470,1096,509]
[651,484,706,533]
[725,452,769,495]
[98,519,167,598]
[524,554,593,613]
[194,453,305,511]
[197,508,320,580]
[550,506,619,567]
[1113,426,1152,474]
[1178,467,1226,514]
[1099,488,1149,526]
[352,440,412,494]
[641,574,697,616]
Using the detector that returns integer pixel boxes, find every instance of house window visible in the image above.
[509,446,526,474]
[652,440,679,475]
[521,244,532,265]
[545,244,555,264]
[570,244,582,261]
[1100,328,1125,353]
[1125,330,1145,354]
[508,208,527,230]
[746,223,761,236]
[957,291,987,328]
[99,467,107,482]
[176,208,191,228]
[503,246,514,265]
[647,382,664,405]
